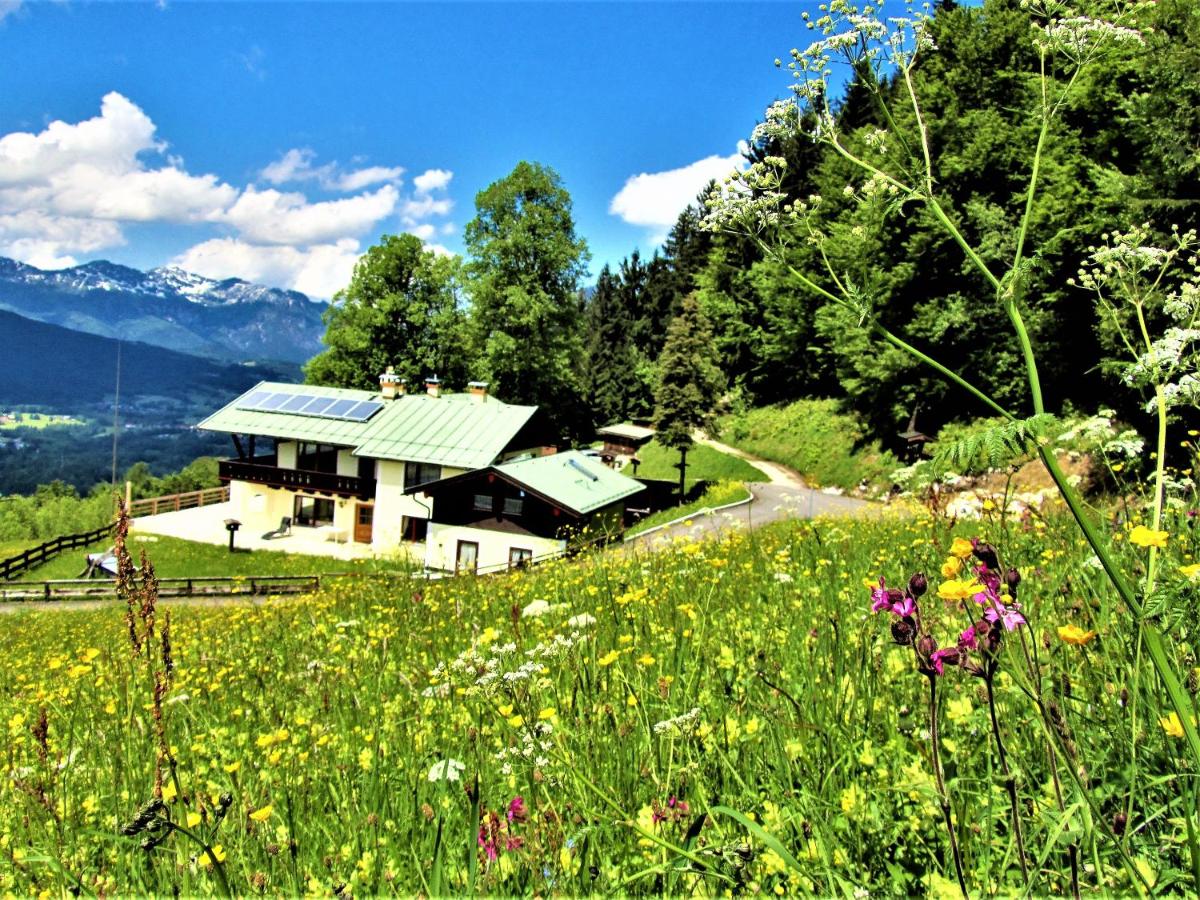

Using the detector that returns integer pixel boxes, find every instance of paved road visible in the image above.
[626,436,874,550]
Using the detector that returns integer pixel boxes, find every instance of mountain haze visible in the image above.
[0,257,328,364]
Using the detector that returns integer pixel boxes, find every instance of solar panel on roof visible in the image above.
[236,389,272,410]
[259,393,289,410]
[281,393,313,412]
[301,397,334,415]
[325,398,357,418]
[343,401,384,422]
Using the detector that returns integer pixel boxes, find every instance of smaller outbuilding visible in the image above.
[407,450,645,573]
[596,422,655,459]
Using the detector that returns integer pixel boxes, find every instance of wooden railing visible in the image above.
[128,486,230,518]
[0,524,112,581]
[219,459,372,499]
[0,573,325,602]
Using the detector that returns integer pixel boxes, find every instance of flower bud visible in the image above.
[1005,567,1021,598]
[972,539,999,570]
[891,617,916,646]
[916,634,937,659]
[908,572,928,598]
[1113,811,1128,836]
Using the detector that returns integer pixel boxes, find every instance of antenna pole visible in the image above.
[110,340,122,488]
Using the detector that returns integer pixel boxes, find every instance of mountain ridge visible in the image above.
[0,256,329,364]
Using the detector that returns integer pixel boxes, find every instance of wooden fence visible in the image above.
[0,524,113,581]
[0,572,355,603]
[127,486,230,518]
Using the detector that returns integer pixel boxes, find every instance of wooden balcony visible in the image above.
[219,457,373,499]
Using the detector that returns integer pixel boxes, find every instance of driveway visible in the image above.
[626,436,874,550]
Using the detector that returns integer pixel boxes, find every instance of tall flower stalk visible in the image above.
[704,0,1200,791]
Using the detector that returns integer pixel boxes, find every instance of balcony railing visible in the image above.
[219,458,373,499]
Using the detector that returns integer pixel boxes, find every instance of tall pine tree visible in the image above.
[654,294,724,497]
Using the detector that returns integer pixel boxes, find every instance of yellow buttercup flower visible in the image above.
[1160,712,1185,739]
[249,804,273,823]
[199,844,227,868]
[1180,563,1200,579]
[1057,624,1097,646]
[949,537,974,559]
[940,557,962,578]
[937,579,983,602]
[1129,525,1168,549]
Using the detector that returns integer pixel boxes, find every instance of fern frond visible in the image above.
[930,413,1057,476]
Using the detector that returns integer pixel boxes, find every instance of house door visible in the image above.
[354,503,374,544]
[456,540,479,574]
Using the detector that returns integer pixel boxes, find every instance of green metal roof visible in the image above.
[354,393,538,469]
[495,450,645,515]
[198,381,540,469]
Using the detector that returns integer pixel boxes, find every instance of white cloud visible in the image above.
[0,1,23,24]
[172,238,363,299]
[221,184,398,245]
[260,147,404,193]
[610,148,746,239]
[413,168,453,194]
[400,194,453,224]
[0,92,454,296]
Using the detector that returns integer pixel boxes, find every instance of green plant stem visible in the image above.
[928,676,968,899]
[871,322,1013,420]
[985,671,1030,888]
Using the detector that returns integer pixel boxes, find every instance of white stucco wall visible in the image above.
[228,480,359,541]
[424,523,564,573]
[371,461,466,550]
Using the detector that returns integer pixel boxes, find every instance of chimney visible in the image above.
[467,381,489,403]
[379,367,406,400]
[424,375,441,398]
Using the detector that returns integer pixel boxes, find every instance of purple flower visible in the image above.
[507,795,527,825]
[870,578,892,613]
[984,601,1026,631]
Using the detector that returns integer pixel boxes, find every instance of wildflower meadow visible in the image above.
[2,498,1198,897]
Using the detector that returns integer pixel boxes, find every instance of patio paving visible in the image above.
[132,501,388,561]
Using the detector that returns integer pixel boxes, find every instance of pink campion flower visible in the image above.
[870,578,893,613]
[930,647,960,676]
[958,625,978,651]
[507,795,527,825]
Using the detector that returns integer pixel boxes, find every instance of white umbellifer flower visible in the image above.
[653,707,703,736]
[567,612,596,628]
[522,599,552,618]
[427,758,465,783]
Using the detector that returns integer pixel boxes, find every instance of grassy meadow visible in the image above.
[622,440,766,488]
[3,507,1198,897]
[9,534,414,582]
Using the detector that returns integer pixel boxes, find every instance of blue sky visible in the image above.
[0,1,826,296]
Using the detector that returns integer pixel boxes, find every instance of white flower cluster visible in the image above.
[1034,13,1143,62]
[652,707,703,736]
[430,630,590,697]
[1057,409,1144,459]
[427,758,465,783]
[495,721,555,774]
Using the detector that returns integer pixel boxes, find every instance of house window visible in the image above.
[502,497,524,516]
[293,496,334,527]
[297,442,338,473]
[404,461,442,489]
[509,547,533,569]
[401,516,428,542]
[473,493,494,512]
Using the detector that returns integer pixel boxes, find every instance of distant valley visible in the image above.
[0,259,314,494]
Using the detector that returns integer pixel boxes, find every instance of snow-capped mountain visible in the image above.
[0,257,327,364]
